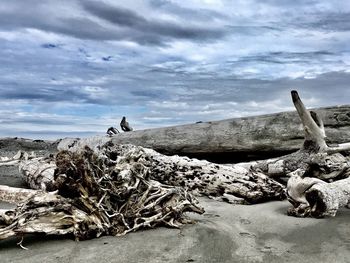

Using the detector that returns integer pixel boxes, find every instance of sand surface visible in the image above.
[0,138,350,262]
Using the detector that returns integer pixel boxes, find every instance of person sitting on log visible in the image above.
[120,116,133,132]
[106,127,119,136]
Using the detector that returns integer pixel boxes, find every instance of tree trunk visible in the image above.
[108,105,350,162]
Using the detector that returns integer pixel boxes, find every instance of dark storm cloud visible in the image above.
[0,0,228,46]
[81,0,227,43]
[140,71,350,123]
[0,10,124,41]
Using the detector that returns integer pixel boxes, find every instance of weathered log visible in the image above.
[13,139,285,205]
[0,148,204,241]
[245,91,350,178]
[108,105,350,162]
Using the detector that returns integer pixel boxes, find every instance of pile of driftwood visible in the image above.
[0,90,350,246]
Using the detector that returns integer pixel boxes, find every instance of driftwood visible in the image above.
[0,147,204,241]
[110,105,350,162]
[283,91,350,217]
[10,140,285,205]
[13,92,350,213]
[0,90,349,246]
[0,130,286,243]
[57,141,285,204]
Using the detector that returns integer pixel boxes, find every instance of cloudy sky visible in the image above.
[0,0,349,139]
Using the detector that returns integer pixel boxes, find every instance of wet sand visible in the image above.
[0,138,350,262]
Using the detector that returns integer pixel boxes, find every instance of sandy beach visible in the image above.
[0,138,349,263]
[1,197,350,263]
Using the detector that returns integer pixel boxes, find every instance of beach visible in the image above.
[1,197,349,263]
[0,138,349,263]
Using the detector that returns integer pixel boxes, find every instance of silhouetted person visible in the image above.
[106,127,119,136]
[120,116,133,132]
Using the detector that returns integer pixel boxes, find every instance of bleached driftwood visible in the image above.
[14,91,350,214]
[54,90,350,217]
[1,90,349,246]
[0,128,287,243]
[20,158,56,191]
[57,142,286,204]
[284,91,350,217]
[4,138,284,205]
[0,148,204,241]
[109,106,350,161]
[287,169,350,218]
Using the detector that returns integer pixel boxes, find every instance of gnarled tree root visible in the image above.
[56,141,286,204]
[0,148,204,242]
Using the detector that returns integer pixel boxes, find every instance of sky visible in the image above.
[0,0,349,139]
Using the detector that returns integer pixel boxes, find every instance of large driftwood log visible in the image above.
[57,141,285,204]
[0,148,204,241]
[7,138,284,205]
[109,105,350,162]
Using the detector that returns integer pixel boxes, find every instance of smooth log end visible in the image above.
[291,90,300,103]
